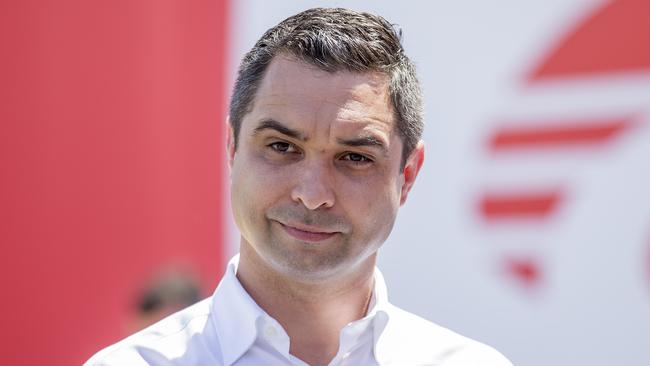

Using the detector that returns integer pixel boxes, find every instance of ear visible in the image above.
[400,141,425,205]
[226,117,236,168]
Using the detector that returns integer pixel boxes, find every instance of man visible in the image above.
[86,8,512,366]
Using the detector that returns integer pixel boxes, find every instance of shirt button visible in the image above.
[342,352,351,359]
[264,326,277,339]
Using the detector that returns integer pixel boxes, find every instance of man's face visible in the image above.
[229,56,422,282]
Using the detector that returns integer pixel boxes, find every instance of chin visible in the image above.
[267,244,377,284]
[266,249,352,283]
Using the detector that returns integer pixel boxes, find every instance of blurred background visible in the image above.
[1,0,649,365]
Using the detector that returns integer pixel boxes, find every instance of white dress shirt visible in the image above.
[85,255,512,366]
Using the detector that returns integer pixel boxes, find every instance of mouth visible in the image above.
[276,221,338,243]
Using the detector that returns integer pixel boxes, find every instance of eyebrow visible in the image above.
[253,119,307,141]
[337,135,388,155]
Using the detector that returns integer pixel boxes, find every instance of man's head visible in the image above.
[229,7,423,166]
[228,8,425,283]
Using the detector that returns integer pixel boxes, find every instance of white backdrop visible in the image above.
[227,1,650,365]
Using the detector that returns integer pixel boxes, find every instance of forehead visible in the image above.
[246,56,395,136]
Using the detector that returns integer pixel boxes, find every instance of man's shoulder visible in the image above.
[84,298,222,366]
[380,304,513,366]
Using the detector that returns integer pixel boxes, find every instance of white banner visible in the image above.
[228,1,650,364]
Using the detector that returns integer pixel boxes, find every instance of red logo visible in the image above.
[478,0,650,290]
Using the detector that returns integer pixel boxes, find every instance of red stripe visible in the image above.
[489,118,631,151]
[480,191,562,219]
[530,0,650,80]
[504,257,541,287]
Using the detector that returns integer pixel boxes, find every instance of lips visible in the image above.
[276,221,338,242]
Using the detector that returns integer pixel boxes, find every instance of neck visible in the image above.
[236,242,376,366]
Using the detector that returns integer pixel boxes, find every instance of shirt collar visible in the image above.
[210,254,392,366]
[369,267,391,362]
[368,265,390,316]
[210,254,265,366]
[368,267,392,365]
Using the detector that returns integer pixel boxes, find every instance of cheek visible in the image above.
[231,153,291,217]
[339,173,401,227]
[341,166,402,206]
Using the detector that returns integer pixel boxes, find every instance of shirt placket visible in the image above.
[259,316,310,366]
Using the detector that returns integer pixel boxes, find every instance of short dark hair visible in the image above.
[229,7,423,165]
[137,273,200,314]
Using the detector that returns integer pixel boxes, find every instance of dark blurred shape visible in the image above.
[131,270,202,331]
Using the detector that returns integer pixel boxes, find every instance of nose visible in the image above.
[290,161,335,210]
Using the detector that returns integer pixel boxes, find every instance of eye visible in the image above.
[268,141,298,154]
[340,152,373,164]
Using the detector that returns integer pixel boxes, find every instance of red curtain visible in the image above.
[0,1,229,364]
